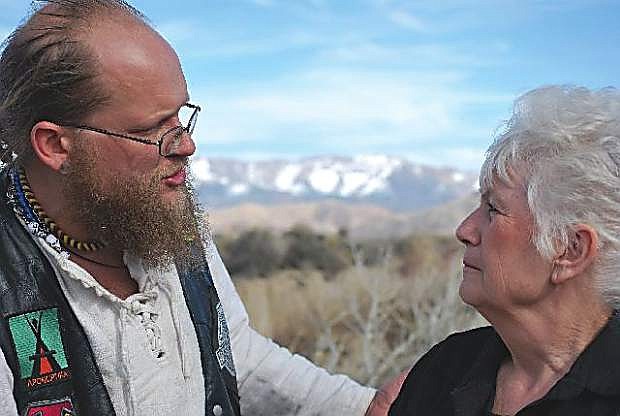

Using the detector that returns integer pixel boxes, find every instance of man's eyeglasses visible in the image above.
[62,103,201,157]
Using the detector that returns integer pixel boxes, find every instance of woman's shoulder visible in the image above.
[418,326,495,370]
[441,325,495,350]
[388,326,496,415]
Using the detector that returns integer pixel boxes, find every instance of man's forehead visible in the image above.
[86,15,167,59]
[21,2,189,128]
[85,18,185,98]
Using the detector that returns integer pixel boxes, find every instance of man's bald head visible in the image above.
[0,0,151,165]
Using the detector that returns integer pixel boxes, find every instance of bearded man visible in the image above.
[0,1,402,415]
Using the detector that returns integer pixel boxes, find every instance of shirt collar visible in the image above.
[451,311,620,415]
[549,309,620,398]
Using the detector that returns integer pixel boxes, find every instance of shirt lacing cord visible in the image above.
[128,291,165,359]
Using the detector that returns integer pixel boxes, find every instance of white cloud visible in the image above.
[250,0,276,6]
[370,0,605,36]
[406,147,487,171]
[199,74,456,144]
[190,68,509,163]
[235,87,440,128]
[190,34,315,58]
[388,10,428,32]
[167,25,331,59]
[529,0,613,12]
[246,0,328,7]
[318,41,507,68]
[157,19,197,44]
[146,0,529,170]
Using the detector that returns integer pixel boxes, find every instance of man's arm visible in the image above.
[364,369,409,416]
[205,239,377,415]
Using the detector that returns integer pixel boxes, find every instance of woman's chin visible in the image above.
[459,279,484,308]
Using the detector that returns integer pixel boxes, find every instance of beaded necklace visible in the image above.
[8,167,127,269]
[15,167,105,252]
[8,167,64,256]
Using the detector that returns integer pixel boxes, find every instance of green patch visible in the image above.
[8,308,70,389]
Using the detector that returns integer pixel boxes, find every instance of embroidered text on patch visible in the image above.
[25,396,75,415]
[8,308,72,389]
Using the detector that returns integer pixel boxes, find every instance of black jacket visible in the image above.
[0,174,240,416]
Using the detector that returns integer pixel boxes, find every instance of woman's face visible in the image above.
[455,175,554,315]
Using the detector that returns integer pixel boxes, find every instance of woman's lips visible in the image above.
[163,168,186,186]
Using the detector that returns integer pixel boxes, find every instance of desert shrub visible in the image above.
[281,225,350,275]
[218,228,282,277]
[225,228,486,386]
[396,234,462,277]
[352,239,394,266]
[235,247,486,387]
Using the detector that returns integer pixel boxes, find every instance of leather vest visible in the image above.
[0,175,240,416]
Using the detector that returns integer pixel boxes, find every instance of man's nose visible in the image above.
[168,130,196,158]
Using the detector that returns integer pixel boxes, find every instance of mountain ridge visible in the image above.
[191,155,478,213]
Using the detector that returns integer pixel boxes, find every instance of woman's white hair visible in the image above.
[480,85,620,307]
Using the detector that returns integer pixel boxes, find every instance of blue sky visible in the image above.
[1,0,618,171]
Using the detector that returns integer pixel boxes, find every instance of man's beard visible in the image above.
[62,147,207,271]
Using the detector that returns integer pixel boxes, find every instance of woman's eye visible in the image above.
[487,202,499,215]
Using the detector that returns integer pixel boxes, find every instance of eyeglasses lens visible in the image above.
[160,106,198,156]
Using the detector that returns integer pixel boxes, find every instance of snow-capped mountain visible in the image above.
[190,155,478,212]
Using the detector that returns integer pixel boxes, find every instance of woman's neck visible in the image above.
[487,294,612,415]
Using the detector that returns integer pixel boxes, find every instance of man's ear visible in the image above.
[30,121,72,172]
[551,224,598,285]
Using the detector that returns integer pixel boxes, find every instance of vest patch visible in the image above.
[7,308,72,389]
[215,302,236,377]
[24,397,75,416]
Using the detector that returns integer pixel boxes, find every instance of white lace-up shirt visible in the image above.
[33,243,205,416]
[0,236,375,415]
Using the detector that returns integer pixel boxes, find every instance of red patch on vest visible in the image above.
[25,397,74,416]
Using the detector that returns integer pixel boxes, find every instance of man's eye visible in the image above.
[129,127,157,135]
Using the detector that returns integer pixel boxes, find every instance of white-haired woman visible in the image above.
[389,85,620,416]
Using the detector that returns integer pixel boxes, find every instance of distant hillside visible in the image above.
[192,155,478,213]
[208,192,479,240]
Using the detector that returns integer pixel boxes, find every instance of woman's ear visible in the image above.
[30,121,72,172]
[551,225,598,285]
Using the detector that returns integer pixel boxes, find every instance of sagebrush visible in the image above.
[232,233,486,387]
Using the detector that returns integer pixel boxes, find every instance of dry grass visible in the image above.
[234,243,487,387]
